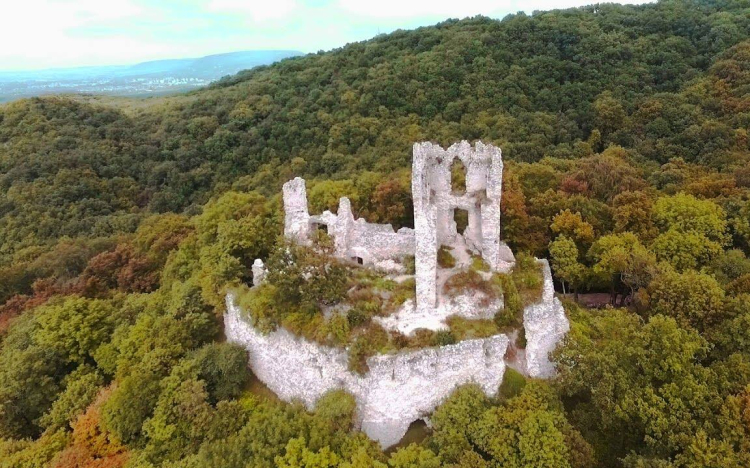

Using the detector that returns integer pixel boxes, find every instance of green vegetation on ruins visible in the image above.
[233,231,542,372]
[0,0,750,466]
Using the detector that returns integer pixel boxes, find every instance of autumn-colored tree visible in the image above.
[550,210,595,247]
[612,191,658,241]
[51,387,129,468]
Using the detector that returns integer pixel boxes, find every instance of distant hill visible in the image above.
[0,50,302,101]
[1,1,749,257]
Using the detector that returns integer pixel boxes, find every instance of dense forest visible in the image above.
[1,0,749,466]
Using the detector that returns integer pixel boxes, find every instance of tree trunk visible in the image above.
[619,292,628,307]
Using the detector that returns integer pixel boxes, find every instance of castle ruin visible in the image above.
[282,141,515,320]
[225,141,569,447]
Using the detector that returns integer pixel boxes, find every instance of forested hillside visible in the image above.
[0,0,749,466]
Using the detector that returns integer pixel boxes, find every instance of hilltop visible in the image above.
[0,1,749,466]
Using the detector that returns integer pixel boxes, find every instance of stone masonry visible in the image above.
[227,141,569,447]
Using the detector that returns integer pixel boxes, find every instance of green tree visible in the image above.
[647,267,726,332]
[588,232,655,305]
[39,366,103,432]
[549,235,587,297]
[651,228,723,271]
[652,193,729,245]
[593,91,627,137]
[275,437,340,468]
[429,385,488,464]
[0,313,66,438]
[101,369,162,445]
[555,311,724,464]
[35,297,118,365]
[388,444,440,468]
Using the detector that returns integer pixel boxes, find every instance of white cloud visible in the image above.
[0,0,145,69]
[208,0,297,21]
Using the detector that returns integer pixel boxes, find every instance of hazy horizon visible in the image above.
[0,49,304,75]
[1,0,653,72]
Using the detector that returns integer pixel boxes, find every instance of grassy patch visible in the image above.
[492,273,522,330]
[470,255,490,272]
[438,246,456,268]
[382,278,416,314]
[443,270,502,307]
[446,316,500,340]
[403,255,416,274]
[347,324,391,374]
[515,327,527,349]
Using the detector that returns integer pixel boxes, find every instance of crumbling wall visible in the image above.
[523,259,570,378]
[225,294,508,448]
[285,183,414,268]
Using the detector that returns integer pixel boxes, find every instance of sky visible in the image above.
[0,0,653,71]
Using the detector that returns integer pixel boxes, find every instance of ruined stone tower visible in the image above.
[412,141,515,310]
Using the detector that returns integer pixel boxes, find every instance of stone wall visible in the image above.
[283,179,414,269]
[225,294,509,447]
[225,260,569,445]
[523,259,570,378]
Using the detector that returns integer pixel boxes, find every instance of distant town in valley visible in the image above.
[0,50,302,102]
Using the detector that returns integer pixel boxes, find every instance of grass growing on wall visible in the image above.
[235,244,543,371]
[511,252,544,307]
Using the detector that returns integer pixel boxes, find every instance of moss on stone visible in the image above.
[437,246,456,268]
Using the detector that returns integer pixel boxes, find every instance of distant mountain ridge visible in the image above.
[0,50,302,101]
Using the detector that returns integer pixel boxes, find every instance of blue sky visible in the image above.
[1,0,652,71]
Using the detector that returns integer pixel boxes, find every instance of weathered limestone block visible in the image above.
[225,294,508,448]
[497,242,516,273]
[523,259,570,378]
[251,259,266,286]
[412,143,439,310]
[283,177,310,242]
[330,197,354,257]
